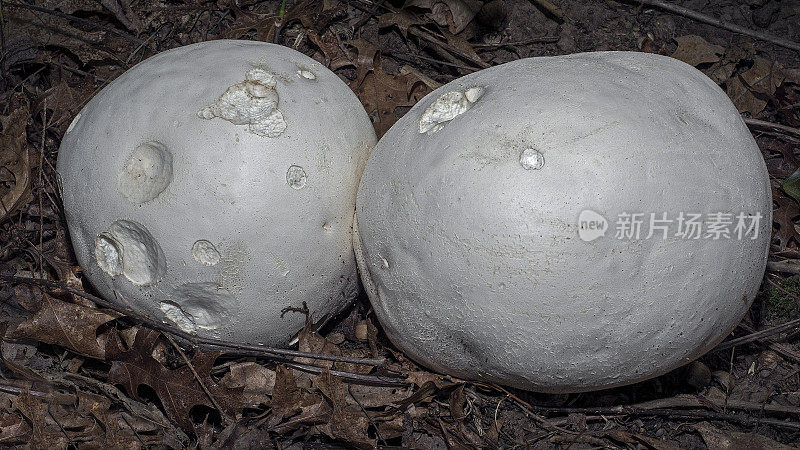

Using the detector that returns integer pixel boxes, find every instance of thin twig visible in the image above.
[0,275,385,367]
[120,413,147,448]
[766,260,800,275]
[4,2,149,47]
[164,333,232,426]
[527,0,564,23]
[745,118,800,139]
[492,384,800,430]
[0,382,75,404]
[630,0,800,52]
[472,37,560,47]
[713,318,800,352]
[284,361,409,387]
[739,321,800,364]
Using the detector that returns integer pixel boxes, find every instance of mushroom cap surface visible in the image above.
[355,51,771,392]
[58,40,376,345]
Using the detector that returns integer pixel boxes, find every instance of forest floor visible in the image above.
[1,0,800,448]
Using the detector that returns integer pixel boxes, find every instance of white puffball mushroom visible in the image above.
[58,40,376,344]
[355,51,771,393]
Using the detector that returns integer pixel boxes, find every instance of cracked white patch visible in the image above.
[520,148,545,170]
[296,64,316,80]
[192,239,221,266]
[197,68,287,137]
[94,220,167,286]
[66,113,81,133]
[161,283,235,334]
[419,86,485,134]
[161,301,197,333]
[286,165,307,189]
[95,235,123,277]
[117,141,173,204]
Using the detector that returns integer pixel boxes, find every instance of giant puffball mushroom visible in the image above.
[57,40,376,345]
[354,51,771,393]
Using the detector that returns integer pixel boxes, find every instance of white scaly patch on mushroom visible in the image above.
[94,220,166,286]
[160,301,197,333]
[66,113,81,134]
[117,141,173,204]
[191,240,221,266]
[356,51,771,393]
[296,64,316,80]
[197,68,287,137]
[519,148,545,170]
[286,165,307,189]
[161,282,236,334]
[418,86,485,134]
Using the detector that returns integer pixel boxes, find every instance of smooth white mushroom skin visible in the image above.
[355,52,771,393]
[58,40,376,345]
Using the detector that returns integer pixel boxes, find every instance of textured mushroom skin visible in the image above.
[355,51,771,393]
[58,40,376,345]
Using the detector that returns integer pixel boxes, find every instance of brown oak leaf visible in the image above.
[108,329,243,431]
[9,294,121,359]
[772,186,799,249]
[313,370,375,449]
[0,94,31,223]
[671,35,725,67]
[346,39,431,138]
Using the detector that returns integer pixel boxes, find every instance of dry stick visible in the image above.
[4,2,148,48]
[0,275,385,367]
[37,99,47,279]
[491,384,800,431]
[766,260,800,275]
[471,37,560,47]
[713,318,800,352]
[739,321,800,363]
[745,118,800,139]
[0,382,75,404]
[631,0,800,52]
[164,333,232,426]
[527,0,565,22]
[283,361,409,386]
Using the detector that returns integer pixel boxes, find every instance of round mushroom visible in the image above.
[354,51,771,392]
[57,40,376,345]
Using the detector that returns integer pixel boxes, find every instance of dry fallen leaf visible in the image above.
[727,57,786,116]
[727,75,768,116]
[268,365,328,433]
[772,186,800,249]
[0,96,31,223]
[219,361,276,407]
[108,329,243,431]
[346,39,431,137]
[9,294,121,359]
[741,56,785,96]
[693,421,795,450]
[313,370,375,449]
[6,8,117,65]
[407,0,482,34]
[671,35,725,67]
[0,412,31,446]
[377,12,428,39]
